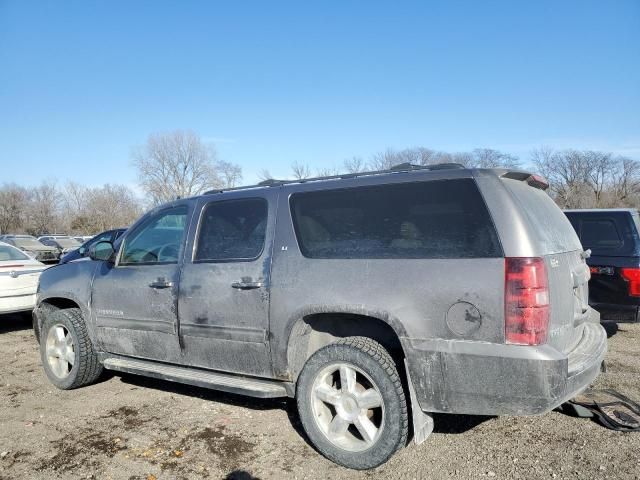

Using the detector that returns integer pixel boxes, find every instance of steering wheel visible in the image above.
[123,248,157,263]
[157,243,179,262]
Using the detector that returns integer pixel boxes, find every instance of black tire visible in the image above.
[296,336,408,469]
[40,308,103,389]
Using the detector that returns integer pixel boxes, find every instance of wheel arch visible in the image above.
[34,295,88,344]
[284,306,408,382]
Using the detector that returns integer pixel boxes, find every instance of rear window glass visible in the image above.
[290,179,502,259]
[0,244,30,261]
[504,180,582,254]
[564,211,640,256]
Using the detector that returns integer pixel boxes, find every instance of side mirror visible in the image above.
[79,246,86,255]
[89,241,115,262]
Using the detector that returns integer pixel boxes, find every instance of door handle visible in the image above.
[149,280,173,289]
[231,281,264,290]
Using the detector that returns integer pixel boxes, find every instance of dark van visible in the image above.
[565,208,640,322]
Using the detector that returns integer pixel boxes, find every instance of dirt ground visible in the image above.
[0,314,639,480]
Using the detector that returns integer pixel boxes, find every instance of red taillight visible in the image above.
[620,268,640,297]
[505,257,549,345]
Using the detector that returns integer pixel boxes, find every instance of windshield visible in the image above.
[55,237,81,248]
[0,244,30,261]
[13,237,47,249]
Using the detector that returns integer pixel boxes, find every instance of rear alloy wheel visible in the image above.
[311,363,385,452]
[297,337,408,469]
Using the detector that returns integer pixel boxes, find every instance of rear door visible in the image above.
[178,192,276,378]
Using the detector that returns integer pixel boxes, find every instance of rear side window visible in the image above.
[195,198,267,262]
[580,219,622,250]
[290,179,501,259]
[564,211,640,256]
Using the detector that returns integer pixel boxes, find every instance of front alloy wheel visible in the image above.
[45,324,75,379]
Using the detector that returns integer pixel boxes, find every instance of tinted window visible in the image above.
[120,206,188,265]
[564,211,640,256]
[195,199,267,262]
[580,219,622,250]
[290,179,501,259]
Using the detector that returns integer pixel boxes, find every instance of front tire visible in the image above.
[40,308,103,389]
[296,337,408,469]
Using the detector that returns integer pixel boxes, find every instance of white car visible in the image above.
[0,242,46,314]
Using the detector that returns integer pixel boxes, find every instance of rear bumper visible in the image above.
[592,302,639,323]
[402,315,607,416]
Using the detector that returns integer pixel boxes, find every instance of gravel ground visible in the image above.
[0,313,638,480]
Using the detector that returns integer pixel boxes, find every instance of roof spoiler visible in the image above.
[500,171,549,191]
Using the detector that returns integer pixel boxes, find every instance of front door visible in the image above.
[92,204,190,363]
[178,194,275,377]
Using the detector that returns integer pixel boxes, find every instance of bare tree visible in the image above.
[0,184,27,234]
[611,157,640,204]
[132,130,241,205]
[368,146,518,170]
[584,151,615,206]
[316,166,341,177]
[343,156,367,173]
[257,169,274,181]
[471,148,519,168]
[217,160,243,188]
[291,161,312,180]
[369,148,399,170]
[27,182,61,235]
[531,147,640,209]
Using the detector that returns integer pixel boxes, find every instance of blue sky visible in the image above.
[1,0,639,187]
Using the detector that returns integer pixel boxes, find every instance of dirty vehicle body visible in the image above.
[565,209,640,323]
[34,165,607,469]
[0,242,46,314]
[1,235,60,264]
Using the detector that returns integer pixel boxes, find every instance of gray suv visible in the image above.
[34,164,607,469]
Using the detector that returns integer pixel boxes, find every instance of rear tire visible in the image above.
[296,336,408,469]
[40,308,103,389]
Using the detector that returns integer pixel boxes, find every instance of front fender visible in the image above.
[35,261,99,345]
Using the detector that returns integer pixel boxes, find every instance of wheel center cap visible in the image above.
[337,394,359,420]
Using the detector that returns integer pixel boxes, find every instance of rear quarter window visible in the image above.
[290,178,502,259]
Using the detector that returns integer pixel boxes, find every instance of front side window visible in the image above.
[120,206,188,265]
[290,179,501,259]
[195,198,267,262]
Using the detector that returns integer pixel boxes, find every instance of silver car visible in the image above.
[33,164,606,469]
[1,235,60,264]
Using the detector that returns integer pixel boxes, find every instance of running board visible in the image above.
[102,356,290,398]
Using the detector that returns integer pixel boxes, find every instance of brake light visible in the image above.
[526,174,549,190]
[620,268,640,297]
[505,257,549,345]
